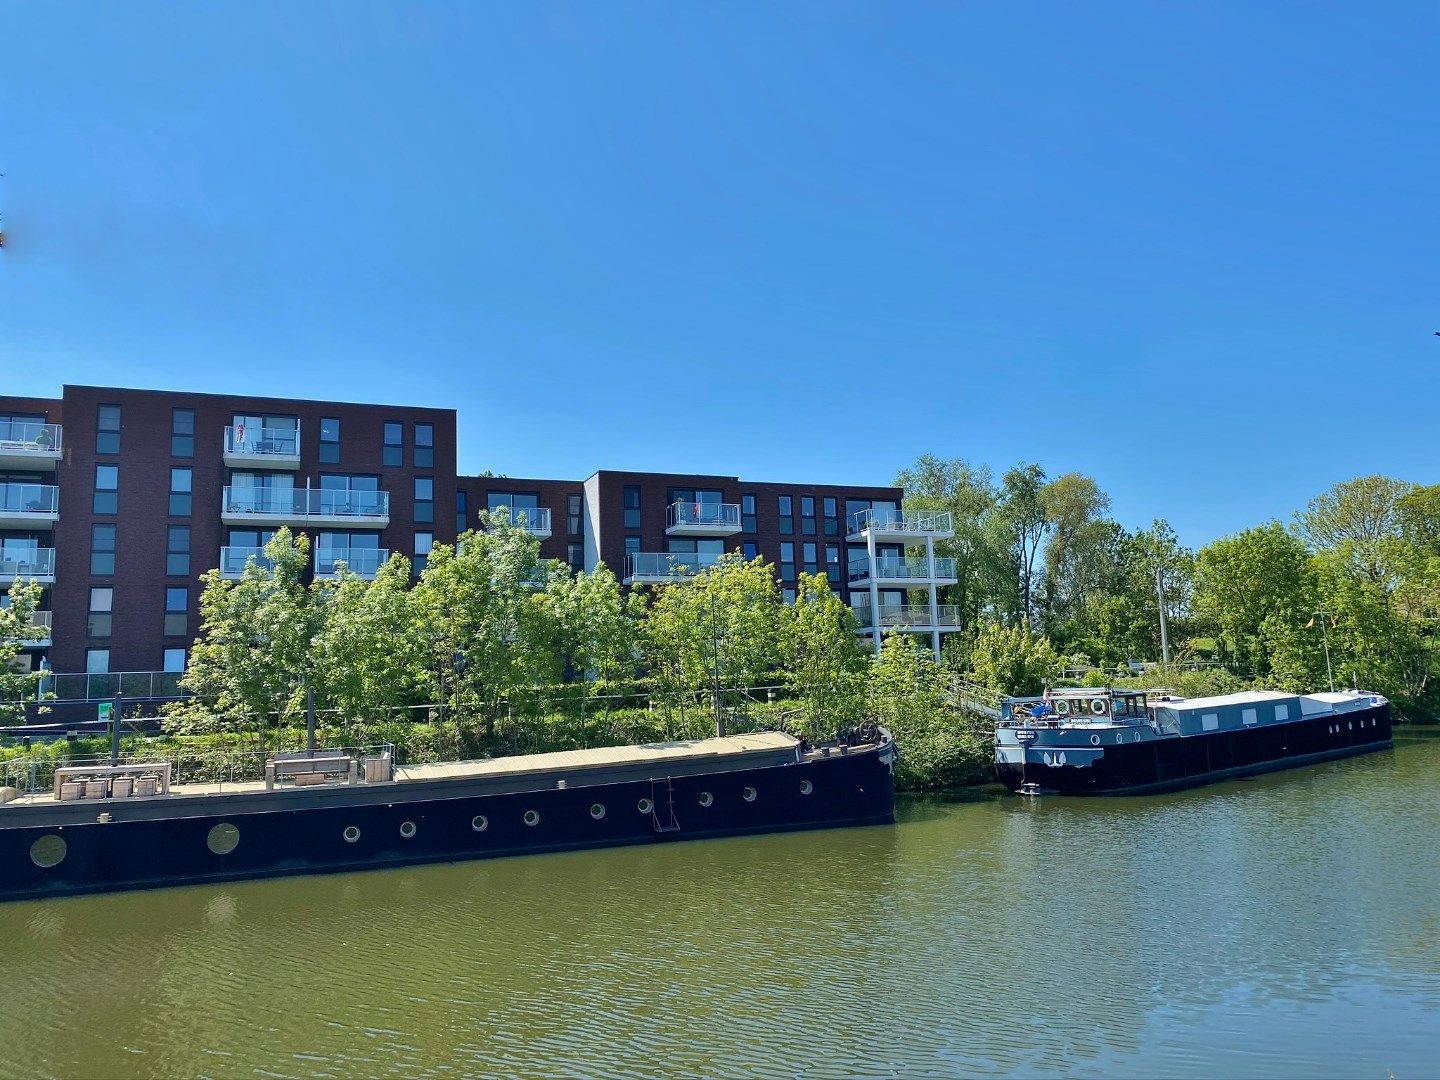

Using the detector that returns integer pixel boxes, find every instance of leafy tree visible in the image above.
[0,579,46,724]
[540,562,636,683]
[782,571,868,738]
[967,619,1061,696]
[868,633,988,789]
[1193,523,1313,678]
[895,455,1003,629]
[997,463,1050,626]
[1296,475,1414,587]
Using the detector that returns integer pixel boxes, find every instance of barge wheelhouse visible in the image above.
[0,728,896,903]
[994,687,1391,795]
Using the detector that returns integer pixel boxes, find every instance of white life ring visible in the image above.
[1055,699,1070,716]
[1090,699,1106,716]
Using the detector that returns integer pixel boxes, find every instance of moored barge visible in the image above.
[0,727,895,902]
[995,687,1391,795]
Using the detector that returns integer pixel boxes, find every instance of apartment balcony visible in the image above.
[848,555,958,588]
[0,484,59,529]
[624,551,723,585]
[846,509,955,543]
[851,602,964,632]
[665,500,742,537]
[221,487,389,527]
[40,670,186,703]
[218,546,277,580]
[223,425,301,469]
[491,506,552,539]
[315,548,389,580]
[20,611,52,648]
[0,422,63,471]
[0,548,57,586]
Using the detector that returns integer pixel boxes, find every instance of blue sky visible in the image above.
[3,3,1436,549]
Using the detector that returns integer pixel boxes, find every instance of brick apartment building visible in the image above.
[1,385,959,698]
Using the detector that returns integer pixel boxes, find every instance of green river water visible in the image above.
[1,732,1437,1078]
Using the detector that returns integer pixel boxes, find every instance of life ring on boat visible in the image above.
[1055,699,1070,716]
[1089,699,1106,716]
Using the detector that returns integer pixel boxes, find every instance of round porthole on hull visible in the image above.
[472,815,488,832]
[799,780,813,795]
[30,835,66,869]
[524,810,540,826]
[637,798,654,814]
[343,826,361,844]
[742,787,757,803]
[698,791,713,807]
[590,803,606,819]
[207,823,240,855]
[399,821,417,839]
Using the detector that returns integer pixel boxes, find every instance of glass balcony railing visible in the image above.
[224,425,300,459]
[222,487,389,521]
[846,509,954,536]
[851,603,963,629]
[219,546,277,578]
[40,670,186,703]
[0,483,60,516]
[0,547,57,580]
[848,556,958,582]
[0,421,62,454]
[315,548,389,579]
[626,551,724,581]
[490,506,552,535]
[26,611,53,641]
[666,501,742,531]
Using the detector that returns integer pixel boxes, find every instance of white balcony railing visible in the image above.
[846,508,954,538]
[17,610,53,645]
[315,548,389,580]
[0,548,57,583]
[222,487,389,525]
[219,546,277,579]
[666,501,742,535]
[224,424,301,466]
[490,506,552,537]
[0,421,63,469]
[851,603,963,630]
[848,556,958,583]
[0,483,60,526]
[625,551,723,584]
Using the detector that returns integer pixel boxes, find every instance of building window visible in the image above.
[778,496,793,535]
[455,490,468,535]
[741,494,756,534]
[414,423,434,468]
[319,417,341,463]
[165,587,188,637]
[783,589,797,605]
[803,542,818,575]
[96,404,121,455]
[743,542,758,561]
[414,477,434,525]
[780,542,795,582]
[169,408,195,457]
[623,486,641,529]
[169,467,193,516]
[86,649,110,674]
[568,543,584,573]
[801,496,816,536]
[383,421,403,467]
[414,531,433,573]
[94,464,119,515]
[88,587,113,638]
[624,536,642,565]
[826,544,840,583]
[568,494,582,536]
[163,648,187,674]
[824,497,839,536]
[91,524,116,576]
[166,526,191,577]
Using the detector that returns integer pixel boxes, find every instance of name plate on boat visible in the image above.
[1015,729,1038,743]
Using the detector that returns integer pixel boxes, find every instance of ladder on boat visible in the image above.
[651,777,680,833]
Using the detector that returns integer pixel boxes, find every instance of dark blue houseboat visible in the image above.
[995,687,1391,795]
[0,727,896,902]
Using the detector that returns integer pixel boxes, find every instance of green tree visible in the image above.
[1295,475,1414,588]
[782,571,868,738]
[868,633,988,789]
[0,579,46,724]
[1193,522,1313,678]
[966,619,1061,696]
[895,455,1004,629]
[540,562,636,683]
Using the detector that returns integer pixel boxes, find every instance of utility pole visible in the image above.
[1155,565,1171,668]
[1312,610,1336,692]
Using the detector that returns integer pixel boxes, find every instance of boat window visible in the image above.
[800,780,813,795]
[30,835,66,868]
[590,803,606,819]
[742,786,757,802]
[698,791,713,807]
[207,823,240,855]
[471,815,488,832]
[524,810,540,826]
[399,821,417,839]
[343,826,361,843]
[637,798,654,814]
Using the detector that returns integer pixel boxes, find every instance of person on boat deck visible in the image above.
[1031,701,1051,718]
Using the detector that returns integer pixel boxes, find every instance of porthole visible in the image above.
[1348,722,1353,731]
[590,803,606,820]
[30,835,66,869]
[799,780,813,796]
[206,822,240,855]
[471,815,488,832]
[1115,734,1124,744]
[343,825,361,844]
[399,821,417,839]
[524,810,540,827]
[637,798,654,815]
[698,791,713,807]
[1090,735,1101,746]
[742,786,757,802]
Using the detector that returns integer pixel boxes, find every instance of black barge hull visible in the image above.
[1,742,894,903]
[996,703,1393,795]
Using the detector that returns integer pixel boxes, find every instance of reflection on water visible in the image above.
[1,737,1437,1078]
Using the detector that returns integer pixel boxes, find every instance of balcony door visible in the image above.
[232,414,298,454]
[228,471,293,512]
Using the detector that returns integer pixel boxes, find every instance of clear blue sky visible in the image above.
[3,3,1436,549]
